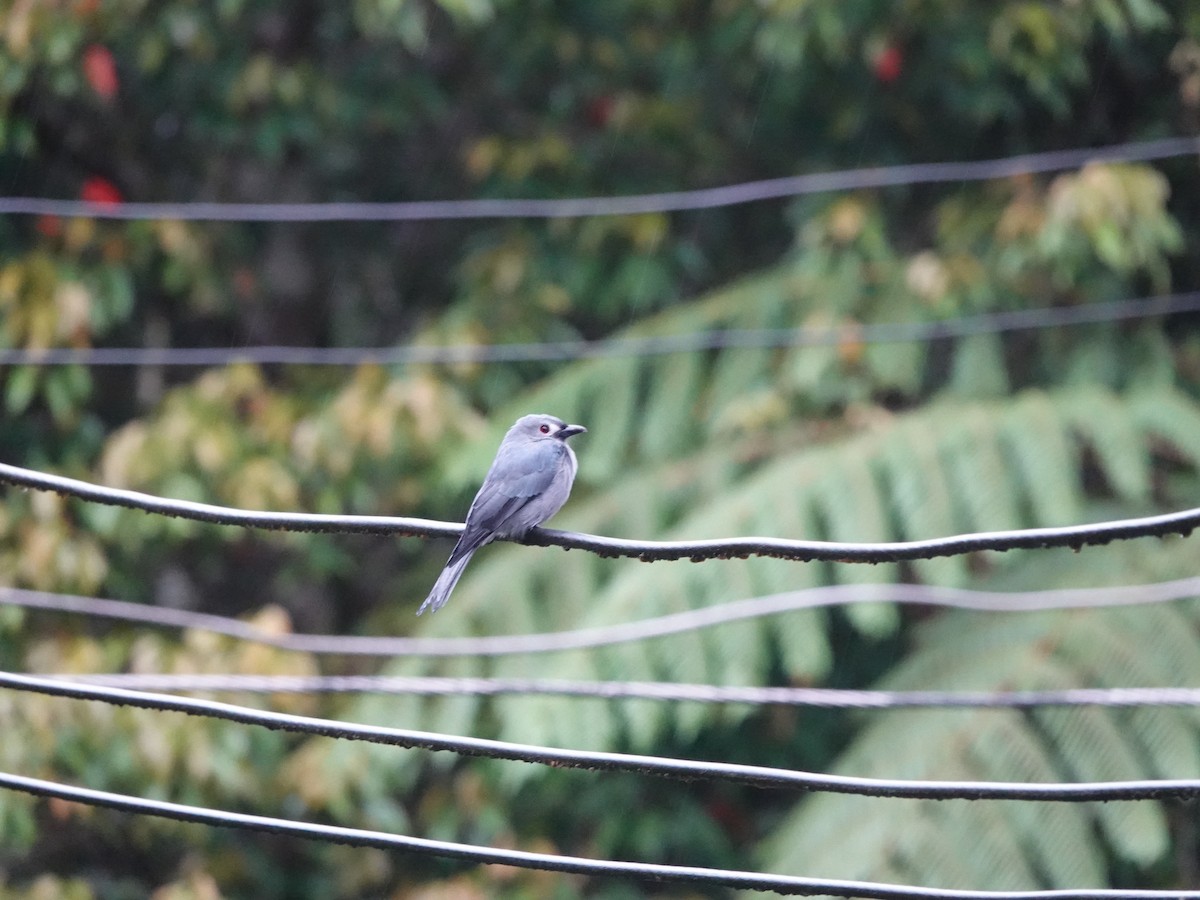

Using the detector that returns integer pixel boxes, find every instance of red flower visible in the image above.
[874,44,903,84]
[80,176,123,206]
[82,44,118,101]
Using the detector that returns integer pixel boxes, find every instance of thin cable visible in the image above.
[1,460,1198,563]
[5,772,1199,899]
[1,290,1198,367]
[5,578,1199,657]
[2,671,1198,801]
[2,136,1197,222]
[54,673,1200,710]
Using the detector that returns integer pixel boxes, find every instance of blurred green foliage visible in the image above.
[3,0,1200,897]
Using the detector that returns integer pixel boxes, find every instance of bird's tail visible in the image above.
[417,548,476,615]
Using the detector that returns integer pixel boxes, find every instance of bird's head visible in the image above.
[510,414,587,442]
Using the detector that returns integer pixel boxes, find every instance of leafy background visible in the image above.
[3,1,1200,897]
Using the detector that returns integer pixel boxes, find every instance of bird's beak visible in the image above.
[559,424,587,439]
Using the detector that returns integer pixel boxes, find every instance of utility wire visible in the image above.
[1,460,1198,563]
[6,577,1199,658]
[5,772,1199,899]
[54,672,1200,711]
[2,136,1197,222]
[1,291,1199,368]
[3,671,1198,802]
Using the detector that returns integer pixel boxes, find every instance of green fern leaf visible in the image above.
[1131,386,1200,470]
[876,417,970,585]
[863,336,926,398]
[756,538,1200,891]
[579,356,642,481]
[949,331,1011,398]
[637,351,704,460]
[939,404,1024,534]
[1031,705,1168,864]
[1054,387,1151,502]
[1001,391,1081,525]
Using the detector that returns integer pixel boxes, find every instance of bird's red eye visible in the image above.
[539,424,551,434]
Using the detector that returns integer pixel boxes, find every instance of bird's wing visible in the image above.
[448,441,566,562]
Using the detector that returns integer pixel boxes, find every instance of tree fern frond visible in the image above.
[1061,324,1122,389]
[756,681,1151,891]
[1131,386,1200,471]
[1105,604,1200,676]
[965,724,1105,887]
[781,337,846,405]
[949,331,1011,398]
[1006,800,1106,887]
[423,653,489,742]
[812,448,893,562]
[979,532,1200,594]
[810,447,901,635]
[319,387,1200,818]
[365,388,1200,758]
[751,535,832,679]
[493,653,620,766]
[876,419,970,586]
[1125,325,1178,388]
[703,615,768,688]
[1000,391,1081,525]
[707,345,779,431]
[938,405,1024,534]
[637,351,704,460]
[687,557,772,688]
[862,336,926,397]
[1053,388,1151,502]
[891,800,1013,891]
[886,611,1071,690]
[757,709,1092,891]
[617,697,666,752]
[1125,706,1200,779]
[771,606,833,682]
[647,591,714,690]
[1051,614,1154,686]
[1030,705,1169,863]
[577,355,643,482]
[943,797,1040,888]
[756,537,1200,891]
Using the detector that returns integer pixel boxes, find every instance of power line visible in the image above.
[2,136,1197,222]
[55,672,1200,711]
[1,460,1198,564]
[3,671,1198,802]
[1,290,1197,368]
[4,772,1197,900]
[6,577,1200,658]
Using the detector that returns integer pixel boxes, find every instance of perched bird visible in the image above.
[417,413,587,614]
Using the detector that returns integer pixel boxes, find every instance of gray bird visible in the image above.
[417,413,587,615]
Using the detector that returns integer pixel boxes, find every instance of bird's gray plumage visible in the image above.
[417,413,586,614]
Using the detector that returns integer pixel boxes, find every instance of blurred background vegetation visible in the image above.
[3,0,1200,896]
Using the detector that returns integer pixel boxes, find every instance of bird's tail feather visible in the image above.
[417,549,476,615]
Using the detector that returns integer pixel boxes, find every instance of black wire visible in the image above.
[5,771,1198,899]
[1,461,1197,563]
[3,671,1198,801]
